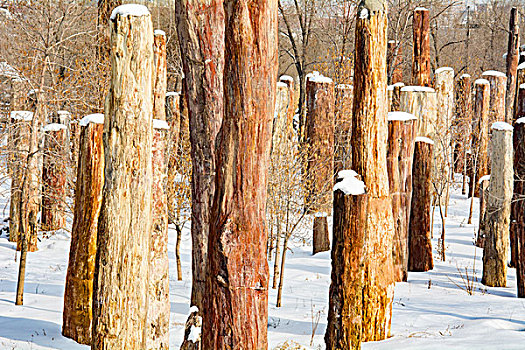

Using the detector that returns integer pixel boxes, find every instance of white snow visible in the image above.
[479,175,491,184]
[314,212,328,218]
[279,75,294,83]
[336,84,352,90]
[305,71,320,81]
[10,111,33,121]
[79,114,104,126]
[189,306,199,314]
[491,121,513,131]
[388,111,417,121]
[153,119,170,130]
[393,82,405,88]
[187,324,201,343]
[277,82,288,88]
[166,91,180,97]
[154,29,166,37]
[415,136,434,145]
[415,7,428,11]
[474,78,490,85]
[435,67,453,74]
[518,62,525,70]
[460,74,471,78]
[333,170,366,195]
[360,8,369,19]
[57,111,70,116]
[401,86,435,93]
[387,85,394,91]
[519,83,525,90]
[43,123,66,132]
[516,117,525,124]
[309,74,333,84]
[482,70,506,78]
[110,4,150,20]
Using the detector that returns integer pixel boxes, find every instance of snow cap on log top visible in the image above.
[516,117,525,124]
[308,74,333,84]
[435,67,453,74]
[333,170,366,195]
[277,82,288,88]
[79,114,104,126]
[414,7,428,11]
[153,119,170,130]
[43,123,66,132]
[154,29,166,37]
[518,62,525,70]
[388,111,417,121]
[482,70,506,78]
[110,4,150,20]
[166,91,180,97]
[358,0,386,19]
[491,121,513,131]
[393,82,405,87]
[474,78,490,85]
[415,136,434,145]
[57,110,70,116]
[401,86,435,93]
[479,175,491,184]
[279,75,294,82]
[519,83,525,90]
[388,40,399,44]
[460,74,471,78]
[11,111,33,121]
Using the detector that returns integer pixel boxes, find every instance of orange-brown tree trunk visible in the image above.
[514,117,525,297]
[506,8,520,124]
[165,92,181,224]
[387,40,403,84]
[482,71,507,124]
[412,8,431,87]
[454,74,472,194]
[202,0,277,347]
[334,84,353,174]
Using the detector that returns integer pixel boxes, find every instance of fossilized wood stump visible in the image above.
[506,8,520,124]
[514,118,525,297]
[412,7,431,87]
[334,84,353,174]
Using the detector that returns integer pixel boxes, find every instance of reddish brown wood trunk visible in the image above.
[175,0,224,311]
[453,74,472,176]
[313,216,330,254]
[408,139,434,272]
[387,40,403,84]
[389,82,404,112]
[514,119,525,297]
[41,125,68,231]
[506,8,520,124]
[468,79,490,198]
[153,31,167,122]
[166,92,182,224]
[279,75,296,128]
[62,116,104,345]
[202,0,277,347]
[387,114,417,282]
[412,8,431,87]
[334,84,353,174]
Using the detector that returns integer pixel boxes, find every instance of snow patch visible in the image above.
[491,121,513,131]
[435,67,453,74]
[189,305,199,314]
[519,83,525,90]
[474,78,490,85]
[479,175,491,184]
[333,170,365,195]
[314,212,328,218]
[188,324,202,343]
[393,82,405,88]
[360,8,369,19]
[388,111,417,121]
[43,123,66,132]
[415,136,434,145]
[309,74,332,84]
[79,114,104,126]
[336,84,352,90]
[110,4,150,20]
[460,74,471,78]
[516,117,525,124]
[518,62,525,70]
[279,75,294,82]
[387,85,394,91]
[153,119,170,130]
[277,82,288,88]
[482,70,506,78]
[11,111,33,121]
[401,86,435,93]
[154,29,166,36]
[166,91,180,97]
[415,7,428,11]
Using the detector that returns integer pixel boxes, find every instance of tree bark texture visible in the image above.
[399,86,437,138]
[153,31,167,122]
[62,118,104,345]
[166,92,182,224]
[335,84,353,174]
[313,215,330,255]
[482,71,507,125]
[387,40,403,84]
[453,74,472,175]
[468,79,490,198]
[412,8,431,87]
[477,177,490,248]
[482,124,513,287]
[91,8,153,349]
[408,139,434,272]
[175,0,224,311]
[202,0,277,347]
[41,125,68,231]
[351,0,395,341]
[387,115,417,282]
[506,8,520,124]
[147,124,170,350]
[389,82,404,112]
[514,119,525,297]
[326,188,368,350]
[97,0,122,60]
[279,75,296,127]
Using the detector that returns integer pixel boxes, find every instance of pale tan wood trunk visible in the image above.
[62,117,104,345]
[412,8,431,87]
[454,74,472,193]
[389,82,404,112]
[91,8,153,349]
[399,86,437,138]
[482,71,507,124]
[482,124,513,287]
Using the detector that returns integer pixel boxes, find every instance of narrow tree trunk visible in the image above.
[506,8,520,124]
[276,234,289,308]
[389,82,404,112]
[41,124,68,231]
[408,138,434,272]
[175,225,183,281]
[387,112,417,282]
[147,122,170,350]
[477,176,490,248]
[454,74,472,194]
[482,123,513,287]
[387,40,403,84]
[514,118,525,297]
[272,226,281,289]
[153,31,167,122]
[202,0,277,347]
[469,79,490,198]
[97,0,122,60]
[334,84,353,174]
[62,115,104,345]
[305,76,334,254]
[166,92,181,225]
[350,1,395,341]
[91,7,153,349]
[175,0,224,311]
[412,8,431,87]
[279,75,296,127]
[482,71,507,125]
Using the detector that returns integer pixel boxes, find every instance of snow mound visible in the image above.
[279,75,294,83]
[401,86,435,93]
[153,119,170,130]
[415,136,434,145]
[388,111,417,121]
[435,67,453,74]
[11,111,33,121]
[479,175,491,184]
[482,70,506,78]
[474,78,490,85]
[43,123,66,132]
[110,4,150,20]
[79,114,104,126]
[334,170,365,195]
[415,7,428,11]
[189,305,199,314]
[516,117,525,124]
[491,121,513,131]
[154,29,166,37]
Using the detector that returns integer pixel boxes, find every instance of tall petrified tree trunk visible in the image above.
[399,86,437,138]
[454,74,472,194]
[412,7,431,87]
[91,6,153,349]
[506,8,520,124]
[326,172,367,350]
[482,122,513,287]
[334,84,353,174]
[153,30,167,122]
[175,0,224,311]
[41,124,68,231]
[389,82,404,112]
[387,40,403,84]
[147,120,170,350]
[351,0,395,342]
[469,79,490,198]
[514,118,525,297]
[306,75,335,254]
[202,0,277,347]
[477,176,490,248]
[387,112,417,282]
[62,115,104,345]
[279,75,296,127]
[482,71,507,124]
[408,138,434,272]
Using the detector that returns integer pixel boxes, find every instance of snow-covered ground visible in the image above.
[1,182,525,349]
